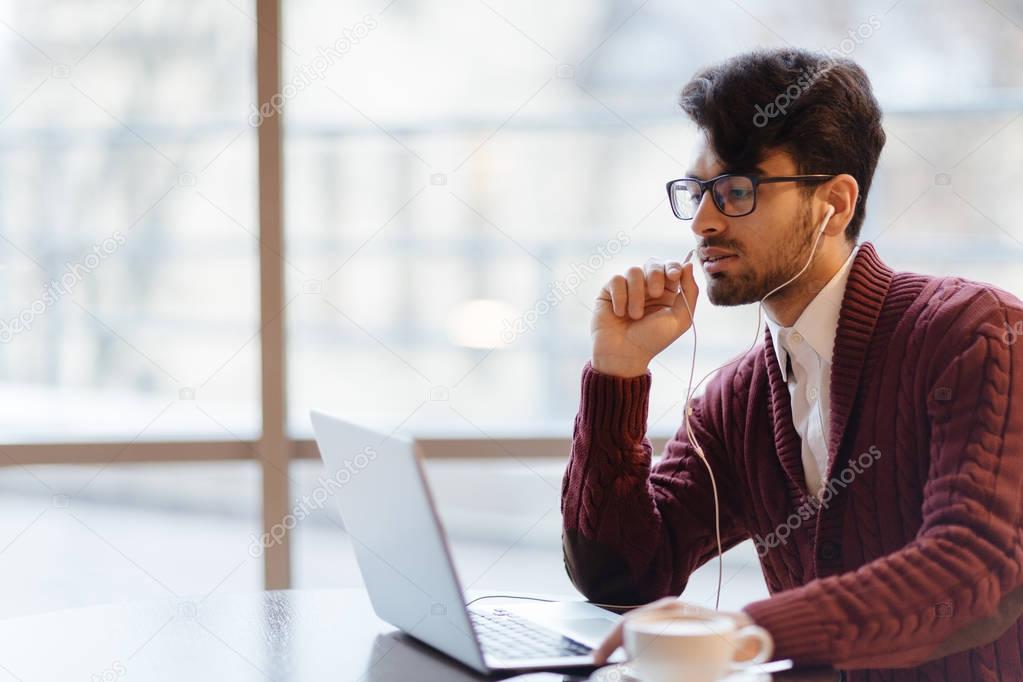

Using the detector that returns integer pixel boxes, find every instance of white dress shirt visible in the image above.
[765,245,859,498]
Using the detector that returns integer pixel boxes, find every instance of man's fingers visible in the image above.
[644,259,666,299]
[664,260,684,291]
[602,258,691,320]
[607,275,627,317]
[592,619,625,665]
[625,266,645,320]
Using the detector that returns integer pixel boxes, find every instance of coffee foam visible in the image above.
[628,616,736,638]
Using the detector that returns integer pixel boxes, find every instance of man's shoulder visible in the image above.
[889,266,1023,327]
[886,267,1023,360]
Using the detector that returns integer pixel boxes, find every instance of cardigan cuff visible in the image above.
[578,361,651,446]
[742,588,835,664]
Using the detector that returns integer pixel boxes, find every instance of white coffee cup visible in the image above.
[623,611,773,682]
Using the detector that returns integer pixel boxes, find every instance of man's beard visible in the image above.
[705,204,817,307]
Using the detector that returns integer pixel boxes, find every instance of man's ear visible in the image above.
[820,173,859,237]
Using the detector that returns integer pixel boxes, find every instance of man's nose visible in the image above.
[690,191,726,239]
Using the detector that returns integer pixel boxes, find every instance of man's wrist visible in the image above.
[590,356,650,379]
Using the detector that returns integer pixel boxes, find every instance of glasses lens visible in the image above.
[670,180,702,219]
[712,176,755,216]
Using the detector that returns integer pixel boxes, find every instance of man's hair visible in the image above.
[679,48,886,242]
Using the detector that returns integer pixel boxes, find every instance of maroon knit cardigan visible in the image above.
[562,242,1023,681]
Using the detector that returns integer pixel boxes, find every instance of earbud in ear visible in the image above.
[819,206,835,234]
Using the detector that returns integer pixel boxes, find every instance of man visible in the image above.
[561,48,1023,680]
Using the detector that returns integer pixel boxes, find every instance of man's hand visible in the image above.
[593,597,762,665]
[591,257,699,378]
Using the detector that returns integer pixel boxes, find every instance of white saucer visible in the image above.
[589,663,773,681]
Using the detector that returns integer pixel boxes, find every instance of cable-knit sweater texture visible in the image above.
[561,242,1023,680]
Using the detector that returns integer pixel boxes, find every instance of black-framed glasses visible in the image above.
[665,173,836,220]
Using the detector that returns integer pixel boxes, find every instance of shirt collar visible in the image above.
[765,244,860,381]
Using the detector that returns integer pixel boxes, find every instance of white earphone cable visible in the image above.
[676,206,834,610]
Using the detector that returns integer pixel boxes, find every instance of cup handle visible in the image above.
[729,624,774,669]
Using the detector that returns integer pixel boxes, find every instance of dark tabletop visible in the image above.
[0,589,838,681]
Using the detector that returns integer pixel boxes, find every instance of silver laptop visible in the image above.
[310,410,624,674]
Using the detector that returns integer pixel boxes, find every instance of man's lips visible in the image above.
[700,247,739,274]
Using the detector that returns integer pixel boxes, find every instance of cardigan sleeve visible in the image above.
[742,295,1023,668]
[561,361,750,606]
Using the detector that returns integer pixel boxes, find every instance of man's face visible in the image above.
[686,134,817,307]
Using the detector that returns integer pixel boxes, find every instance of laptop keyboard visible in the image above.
[470,608,592,660]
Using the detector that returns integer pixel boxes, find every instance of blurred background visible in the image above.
[0,0,1021,621]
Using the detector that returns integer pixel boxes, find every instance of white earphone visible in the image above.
[677,204,834,610]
